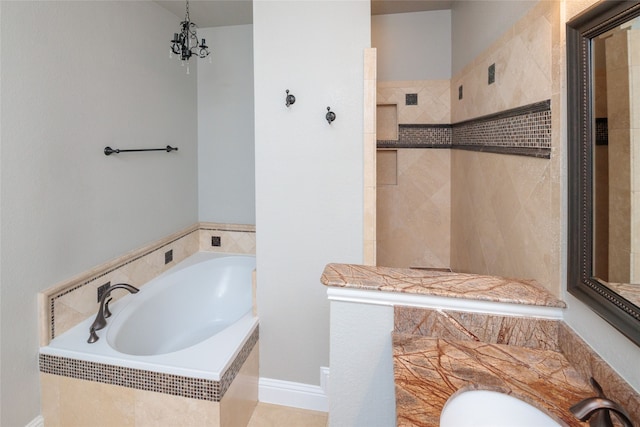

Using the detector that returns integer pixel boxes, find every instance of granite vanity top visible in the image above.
[393,333,593,427]
[322,264,639,426]
[321,263,566,308]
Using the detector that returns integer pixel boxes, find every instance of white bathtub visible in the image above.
[40,252,258,382]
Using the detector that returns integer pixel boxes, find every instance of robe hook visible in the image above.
[326,106,336,124]
[285,90,296,107]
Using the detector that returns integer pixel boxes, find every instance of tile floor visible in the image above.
[247,403,327,427]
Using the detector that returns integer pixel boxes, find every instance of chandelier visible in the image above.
[170,0,210,74]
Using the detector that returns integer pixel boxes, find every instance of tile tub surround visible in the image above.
[321,263,565,308]
[39,222,256,345]
[40,344,259,427]
[393,334,592,427]
[39,224,258,426]
[39,327,259,401]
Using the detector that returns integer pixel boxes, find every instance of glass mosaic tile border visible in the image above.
[378,125,451,148]
[378,100,551,158]
[39,326,258,402]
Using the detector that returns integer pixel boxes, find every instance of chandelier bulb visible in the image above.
[186,62,190,75]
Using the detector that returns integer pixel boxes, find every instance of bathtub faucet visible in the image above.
[88,283,139,343]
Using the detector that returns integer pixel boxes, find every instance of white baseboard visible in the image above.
[259,368,329,413]
[25,416,44,427]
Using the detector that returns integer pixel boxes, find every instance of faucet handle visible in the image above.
[590,377,606,397]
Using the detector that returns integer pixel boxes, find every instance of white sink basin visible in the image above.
[439,390,562,427]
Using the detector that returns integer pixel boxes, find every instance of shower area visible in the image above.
[371,2,557,295]
[372,10,453,270]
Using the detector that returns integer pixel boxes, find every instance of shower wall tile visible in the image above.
[220,346,259,427]
[376,105,398,140]
[377,149,450,269]
[451,1,552,124]
[376,150,397,185]
[364,48,377,266]
[442,0,561,295]
[377,80,450,125]
[39,223,255,345]
[450,150,557,294]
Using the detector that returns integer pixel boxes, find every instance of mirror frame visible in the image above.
[567,0,640,347]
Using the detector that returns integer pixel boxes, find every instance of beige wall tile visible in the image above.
[450,150,558,294]
[41,374,224,427]
[134,390,220,427]
[199,229,256,254]
[377,149,451,269]
[376,150,397,185]
[363,186,377,243]
[378,80,450,125]
[220,346,259,427]
[451,4,552,123]
[57,376,136,427]
[364,48,377,81]
[40,223,253,346]
[364,79,377,134]
[376,105,398,140]
[363,240,376,266]
[364,48,378,266]
[247,403,327,427]
[363,133,377,188]
[40,373,62,427]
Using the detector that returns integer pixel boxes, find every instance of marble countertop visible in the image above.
[321,263,565,308]
[322,264,638,426]
[393,333,593,427]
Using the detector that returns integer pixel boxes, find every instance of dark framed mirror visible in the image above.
[568,0,640,346]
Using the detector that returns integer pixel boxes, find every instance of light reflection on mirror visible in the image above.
[592,17,640,307]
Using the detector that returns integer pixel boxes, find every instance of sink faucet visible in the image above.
[570,378,634,427]
[87,283,139,343]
